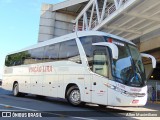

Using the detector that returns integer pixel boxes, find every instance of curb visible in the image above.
[148,101,160,104]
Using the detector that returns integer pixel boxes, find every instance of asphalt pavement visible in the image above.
[0,86,159,120]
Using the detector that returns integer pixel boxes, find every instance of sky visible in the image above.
[0,0,64,79]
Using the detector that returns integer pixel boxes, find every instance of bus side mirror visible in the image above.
[141,53,156,80]
[92,42,119,59]
[141,53,156,68]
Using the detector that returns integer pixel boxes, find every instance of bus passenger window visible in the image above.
[44,43,59,62]
[24,50,32,65]
[30,47,44,64]
[59,40,81,64]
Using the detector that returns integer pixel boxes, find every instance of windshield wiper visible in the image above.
[125,57,143,86]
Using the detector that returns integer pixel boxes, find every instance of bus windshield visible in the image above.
[80,35,146,87]
[111,39,146,87]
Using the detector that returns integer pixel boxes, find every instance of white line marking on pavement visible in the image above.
[0,103,97,120]
[73,117,97,120]
[0,103,37,111]
[0,110,25,111]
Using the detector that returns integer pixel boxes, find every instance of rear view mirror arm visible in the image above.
[141,53,156,68]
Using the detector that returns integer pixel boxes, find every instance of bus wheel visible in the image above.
[67,86,82,106]
[13,83,20,97]
[99,105,106,109]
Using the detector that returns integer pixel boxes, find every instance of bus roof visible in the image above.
[8,31,135,55]
[76,31,135,45]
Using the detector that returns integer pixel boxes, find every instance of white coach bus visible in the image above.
[2,31,156,107]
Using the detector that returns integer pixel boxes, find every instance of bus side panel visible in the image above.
[57,74,64,98]
[30,75,43,95]
[18,76,30,94]
[83,74,92,102]
[2,66,16,91]
[43,74,58,97]
[17,66,31,94]
[55,61,86,100]
[3,66,31,94]
[63,74,85,100]
[2,75,14,91]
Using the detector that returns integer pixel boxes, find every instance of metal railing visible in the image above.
[74,0,130,31]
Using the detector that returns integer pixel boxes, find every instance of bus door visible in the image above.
[91,49,108,105]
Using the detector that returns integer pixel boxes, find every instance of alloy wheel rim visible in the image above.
[14,85,18,95]
[70,90,80,104]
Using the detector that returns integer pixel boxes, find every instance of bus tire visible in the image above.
[67,86,83,106]
[36,95,46,99]
[99,105,106,108]
[13,83,20,97]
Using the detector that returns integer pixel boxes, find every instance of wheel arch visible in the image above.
[65,83,81,99]
[12,81,18,90]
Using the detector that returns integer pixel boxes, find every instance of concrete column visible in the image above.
[53,12,75,37]
[38,4,55,42]
[38,4,77,42]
